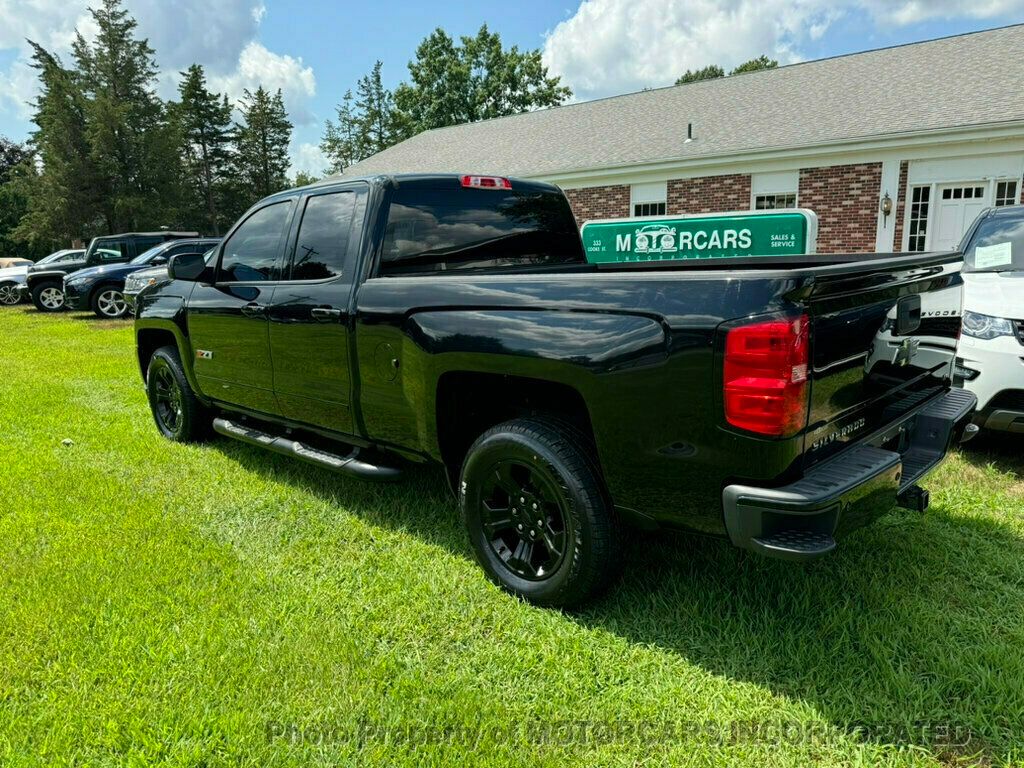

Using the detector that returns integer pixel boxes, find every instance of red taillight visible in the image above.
[724,314,809,437]
[460,175,512,189]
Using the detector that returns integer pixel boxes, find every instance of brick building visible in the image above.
[343,26,1024,254]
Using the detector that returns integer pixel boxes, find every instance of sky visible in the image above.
[1,0,1023,177]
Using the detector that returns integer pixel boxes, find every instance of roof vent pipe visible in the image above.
[684,123,693,143]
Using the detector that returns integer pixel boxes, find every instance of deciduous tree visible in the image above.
[394,25,571,132]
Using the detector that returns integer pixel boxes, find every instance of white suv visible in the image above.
[955,205,1024,432]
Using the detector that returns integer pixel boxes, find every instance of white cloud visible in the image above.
[290,141,329,178]
[0,0,91,53]
[0,57,42,120]
[861,0,1024,25]
[210,42,317,125]
[542,0,1024,100]
[0,0,316,130]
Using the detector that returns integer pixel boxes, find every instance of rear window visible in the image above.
[380,184,584,276]
[963,211,1024,273]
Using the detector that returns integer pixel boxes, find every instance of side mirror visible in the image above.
[168,252,209,281]
[150,256,168,266]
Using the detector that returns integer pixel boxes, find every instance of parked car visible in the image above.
[26,231,199,312]
[0,257,33,269]
[0,249,84,306]
[65,237,220,319]
[953,205,1024,432]
[124,245,219,312]
[135,173,975,607]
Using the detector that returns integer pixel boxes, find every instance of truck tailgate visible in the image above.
[802,255,963,467]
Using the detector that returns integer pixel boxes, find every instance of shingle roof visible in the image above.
[342,25,1024,180]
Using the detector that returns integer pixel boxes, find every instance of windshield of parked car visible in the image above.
[38,250,73,265]
[130,245,167,265]
[963,211,1024,273]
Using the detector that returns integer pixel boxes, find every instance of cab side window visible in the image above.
[287,191,358,281]
[219,202,292,282]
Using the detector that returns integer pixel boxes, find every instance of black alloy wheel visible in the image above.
[478,457,570,581]
[146,346,210,443]
[460,418,622,607]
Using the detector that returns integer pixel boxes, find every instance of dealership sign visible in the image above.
[580,209,817,263]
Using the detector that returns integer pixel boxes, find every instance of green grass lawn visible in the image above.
[2,305,1024,767]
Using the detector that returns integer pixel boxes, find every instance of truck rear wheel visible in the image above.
[146,345,210,442]
[460,418,622,608]
[31,280,65,312]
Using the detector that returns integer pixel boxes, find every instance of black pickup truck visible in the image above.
[135,173,976,606]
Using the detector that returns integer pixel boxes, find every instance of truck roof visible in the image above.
[286,173,564,198]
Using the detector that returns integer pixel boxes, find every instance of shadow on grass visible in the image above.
[959,429,1024,478]
[65,311,133,329]
[215,438,1024,762]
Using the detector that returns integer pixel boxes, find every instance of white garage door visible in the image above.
[933,183,987,251]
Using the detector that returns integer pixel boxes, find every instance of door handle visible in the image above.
[240,302,266,317]
[311,307,343,322]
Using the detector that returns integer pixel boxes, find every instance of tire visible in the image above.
[91,284,128,318]
[0,283,21,305]
[460,418,622,608]
[31,280,65,312]
[146,345,211,442]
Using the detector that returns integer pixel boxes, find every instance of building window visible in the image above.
[907,186,930,252]
[754,193,797,210]
[631,182,667,218]
[996,180,1018,206]
[633,201,666,217]
[940,185,984,200]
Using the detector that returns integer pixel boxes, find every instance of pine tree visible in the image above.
[0,137,47,260]
[71,0,181,232]
[13,42,102,250]
[234,86,292,200]
[320,90,359,174]
[354,61,406,159]
[675,65,725,85]
[321,63,408,173]
[730,55,778,75]
[176,64,234,234]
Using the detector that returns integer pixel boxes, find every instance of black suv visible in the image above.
[65,237,220,319]
[26,231,199,312]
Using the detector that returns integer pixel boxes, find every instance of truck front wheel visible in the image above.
[146,346,210,442]
[460,418,622,608]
